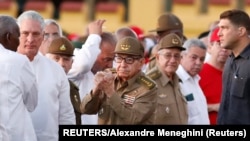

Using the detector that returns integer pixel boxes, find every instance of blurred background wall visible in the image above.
[1,0,250,38]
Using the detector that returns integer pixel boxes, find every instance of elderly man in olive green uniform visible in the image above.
[46,37,82,125]
[146,33,188,124]
[80,37,157,124]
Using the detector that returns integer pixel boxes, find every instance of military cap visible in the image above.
[158,33,186,51]
[48,36,75,56]
[149,13,183,32]
[114,37,144,57]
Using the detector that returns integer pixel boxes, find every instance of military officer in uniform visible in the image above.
[80,37,157,124]
[146,12,185,72]
[46,37,82,125]
[146,33,188,124]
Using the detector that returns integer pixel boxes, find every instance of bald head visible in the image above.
[0,15,20,51]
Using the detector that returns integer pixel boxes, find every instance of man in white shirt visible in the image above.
[0,15,38,141]
[176,38,210,124]
[17,10,75,141]
[68,20,117,124]
[0,125,9,141]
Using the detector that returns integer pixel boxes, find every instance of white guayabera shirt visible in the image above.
[0,44,38,141]
[30,53,75,141]
[68,34,102,125]
[176,65,210,125]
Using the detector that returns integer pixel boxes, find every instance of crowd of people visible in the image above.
[1,8,250,141]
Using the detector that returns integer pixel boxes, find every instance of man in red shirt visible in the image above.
[199,27,231,124]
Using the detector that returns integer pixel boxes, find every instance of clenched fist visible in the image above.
[93,70,115,97]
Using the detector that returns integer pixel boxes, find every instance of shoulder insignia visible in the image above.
[137,76,156,90]
[146,68,161,80]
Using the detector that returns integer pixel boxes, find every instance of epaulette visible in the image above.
[146,68,161,80]
[137,76,156,90]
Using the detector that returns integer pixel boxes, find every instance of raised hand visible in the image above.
[88,19,106,35]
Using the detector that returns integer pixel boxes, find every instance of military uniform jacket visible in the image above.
[147,67,188,124]
[81,72,157,124]
[69,80,82,125]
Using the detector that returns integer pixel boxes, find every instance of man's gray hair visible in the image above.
[182,38,207,54]
[17,10,45,30]
[44,19,63,36]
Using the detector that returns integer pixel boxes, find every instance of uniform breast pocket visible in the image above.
[157,98,175,118]
[98,103,110,119]
[231,76,249,98]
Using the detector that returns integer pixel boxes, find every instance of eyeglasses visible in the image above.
[114,56,141,64]
[44,32,60,39]
[158,53,181,60]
